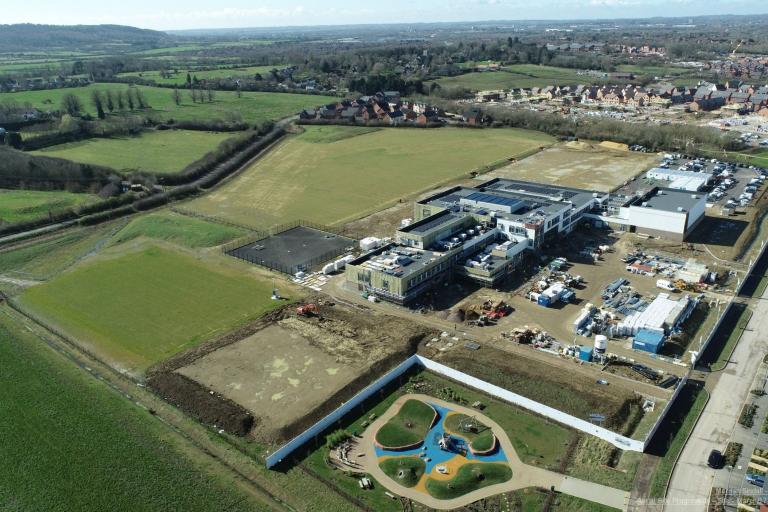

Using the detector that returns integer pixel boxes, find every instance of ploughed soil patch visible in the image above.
[149,299,436,444]
[147,372,255,436]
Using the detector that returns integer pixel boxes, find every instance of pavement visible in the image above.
[361,394,629,511]
[664,288,768,511]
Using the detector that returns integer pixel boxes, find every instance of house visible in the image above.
[416,111,441,125]
[299,109,317,120]
[690,96,725,111]
[464,108,484,126]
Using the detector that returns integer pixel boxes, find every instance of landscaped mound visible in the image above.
[375,399,436,449]
[425,463,512,500]
[444,413,497,454]
[378,457,426,488]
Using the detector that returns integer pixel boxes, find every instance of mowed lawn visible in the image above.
[0,312,258,512]
[19,246,285,371]
[7,84,338,123]
[32,130,235,174]
[119,65,287,85]
[0,189,97,224]
[186,126,554,228]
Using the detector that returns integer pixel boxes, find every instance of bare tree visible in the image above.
[90,90,105,119]
[171,88,182,106]
[61,93,83,117]
[206,87,214,103]
[105,90,115,112]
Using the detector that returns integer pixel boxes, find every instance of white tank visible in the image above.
[594,335,608,354]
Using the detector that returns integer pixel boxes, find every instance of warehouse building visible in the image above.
[585,187,706,241]
[645,167,711,192]
[347,179,709,304]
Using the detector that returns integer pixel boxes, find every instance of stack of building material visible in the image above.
[616,293,692,336]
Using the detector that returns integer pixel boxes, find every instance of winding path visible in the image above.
[360,393,629,510]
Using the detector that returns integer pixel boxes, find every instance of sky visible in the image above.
[2,0,766,31]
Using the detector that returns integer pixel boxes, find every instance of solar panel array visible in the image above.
[464,192,525,211]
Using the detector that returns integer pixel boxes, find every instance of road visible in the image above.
[665,289,768,511]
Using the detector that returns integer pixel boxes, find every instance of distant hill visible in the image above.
[0,24,174,52]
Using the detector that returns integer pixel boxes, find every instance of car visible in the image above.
[708,449,724,469]
[747,473,765,487]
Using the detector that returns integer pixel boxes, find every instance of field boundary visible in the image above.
[265,354,648,468]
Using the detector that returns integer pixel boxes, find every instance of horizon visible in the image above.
[4,0,768,32]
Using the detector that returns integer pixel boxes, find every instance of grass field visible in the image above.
[119,65,287,85]
[425,463,512,499]
[0,189,97,225]
[5,84,338,123]
[431,64,592,91]
[32,130,235,173]
[379,457,426,488]
[375,399,435,448]
[111,212,245,247]
[0,310,258,512]
[0,225,117,280]
[18,245,286,372]
[566,436,641,491]
[185,125,554,228]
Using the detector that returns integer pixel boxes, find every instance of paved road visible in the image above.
[362,394,629,511]
[665,290,768,511]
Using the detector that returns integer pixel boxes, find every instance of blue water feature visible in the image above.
[375,402,508,474]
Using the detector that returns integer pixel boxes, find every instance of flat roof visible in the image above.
[627,187,704,212]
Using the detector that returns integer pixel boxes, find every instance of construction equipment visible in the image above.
[296,303,319,317]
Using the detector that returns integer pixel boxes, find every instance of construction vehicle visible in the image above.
[296,303,319,317]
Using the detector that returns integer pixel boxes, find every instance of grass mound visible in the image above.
[375,399,436,448]
[111,212,244,248]
[19,245,284,371]
[444,413,496,452]
[0,189,96,224]
[426,463,512,499]
[378,457,426,488]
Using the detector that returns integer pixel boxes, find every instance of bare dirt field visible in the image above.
[165,301,436,443]
[483,141,658,192]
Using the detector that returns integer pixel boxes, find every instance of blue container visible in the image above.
[537,295,551,307]
[578,346,593,361]
[632,329,665,354]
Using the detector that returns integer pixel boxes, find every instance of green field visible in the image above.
[375,399,436,448]
[431,64,591,91]
[32,130,235,173]
[185,125,554,228]
[425,463,512,499]
[19,245,287,371]
[0,189,97,224]
[111,212,245,247]
[0,310,258,511]
[4,84,338,123]
[119,65,287,85]
[379,457,426,488]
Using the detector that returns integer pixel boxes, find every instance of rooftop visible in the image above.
[625,187,704,213]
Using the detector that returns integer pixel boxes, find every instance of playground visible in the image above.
[360,394,630,510]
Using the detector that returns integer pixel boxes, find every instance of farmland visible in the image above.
[484,140,658,192]
[0,189,97,224]
[185,125,554,229]
[18,245,290,372]
[0,310,259,512]
[32,130,236,173]
[118,65,288,85]
[431,64,593,91]
[4,84,338,123]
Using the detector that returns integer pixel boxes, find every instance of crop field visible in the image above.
[5,84,338,123]
[0,189,97,225]
[0,311,258,512]
[111,211,245,248]
[431,64,593,91]
[18,245,286,372]
[185,125,554,228]
[119,65,288,85]
[32,130,235,173]
[483,140,658,192]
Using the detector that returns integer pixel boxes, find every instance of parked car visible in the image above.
[708,449,724,469]
[747,473,765,487]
